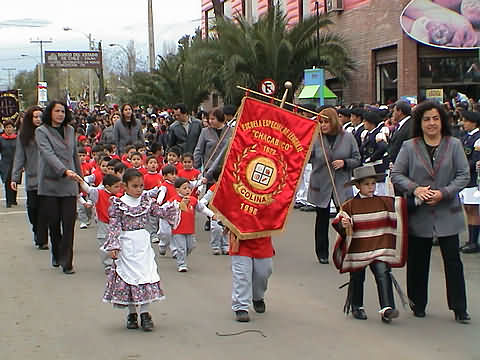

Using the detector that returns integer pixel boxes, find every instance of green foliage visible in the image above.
[13,70,37,108]
[203,6,355,105]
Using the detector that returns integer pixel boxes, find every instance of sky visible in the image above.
[0,0,202,89]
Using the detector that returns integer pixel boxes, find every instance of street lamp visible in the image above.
[109,43,134,78]
[64,27,95,110]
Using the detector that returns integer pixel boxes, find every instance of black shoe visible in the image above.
[462,244,480,254]
[12,201,17,206]
[413,309,426,318]
[253,299,266,313]
[127,313,139,329]
[6,204,11,208]
[51,258,60,267]
[318,257,329,264]
[62,268,75,275]
[300,205,316,212]
[204,220,211,231]
[37,244,49,250]
[235,310,250,322]
[352,307,368,320]
[140,312,154,331]
[381,308,399,324]
[455,311,471,324]
[293,202,304,209]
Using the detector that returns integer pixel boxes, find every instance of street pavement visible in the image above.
[1,189,479,360]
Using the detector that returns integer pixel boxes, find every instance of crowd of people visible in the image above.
[1,92,477,330]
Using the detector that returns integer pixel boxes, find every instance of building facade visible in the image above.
[201,0,480,105]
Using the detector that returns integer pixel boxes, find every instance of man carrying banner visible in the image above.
[210,96,319,322]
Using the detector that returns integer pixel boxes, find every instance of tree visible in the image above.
[202,6,355,104]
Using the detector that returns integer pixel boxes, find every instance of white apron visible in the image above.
[460,187,480,205]
[115,229,160,286]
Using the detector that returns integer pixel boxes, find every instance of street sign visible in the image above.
[426,89,444,103]
[259,79,277,96]
[0,90,19,121]
[45,51,102,69]
[37,82,48,103]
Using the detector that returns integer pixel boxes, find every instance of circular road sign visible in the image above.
[260,79,277,96]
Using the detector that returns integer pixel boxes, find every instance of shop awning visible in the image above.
[298,85,337,99]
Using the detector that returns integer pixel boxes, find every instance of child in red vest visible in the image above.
[170,177,215,272]
[79,147,94,176]
[130,152,147,175]
[177,153,201,197]
[85,156,111,187]
[156,165,178,256]
[79,174,123,273]
[162,146,183,174]
[121,145,136,168]
[151,142,164,168]
[144,156,163,190]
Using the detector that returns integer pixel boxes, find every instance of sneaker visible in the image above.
[151,236,160,244]
[178,265,189,272]
[126,313,139,329]
[235,310,250,322]
[253,299,266,313]
[455,311,471,324]
[212,249,221,255]
[293,202,304,209]
[80,223,88,229]
[158,246,166,256]
[380,307,399,324]
[140,312,154,331]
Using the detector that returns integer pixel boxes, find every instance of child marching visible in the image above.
[101,168,179,331]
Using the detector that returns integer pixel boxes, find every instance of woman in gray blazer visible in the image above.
[308,108,361,264]
[113,104,144,155]
[36,101,83,275]
[11,105,55,249]
[391,101,470,323]
[193,108,232,177]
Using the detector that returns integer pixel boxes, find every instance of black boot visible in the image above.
[373,263,397,322]
[126,313,139,329]
[140,312,154,331]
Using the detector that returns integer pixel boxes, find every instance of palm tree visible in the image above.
[203,6,355,104]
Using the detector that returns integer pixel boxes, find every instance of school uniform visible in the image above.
[200,184,229,253]
[156,180,177,254]
[170,194,214,270]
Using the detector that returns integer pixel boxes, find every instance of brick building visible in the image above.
[201,0,480,105]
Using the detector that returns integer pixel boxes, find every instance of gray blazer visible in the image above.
[35,124,82,197]
[113,119,144,154]
[11,137,39,191]
[193,126,232,171]
[391,136,469,238]
[307,132,361,208]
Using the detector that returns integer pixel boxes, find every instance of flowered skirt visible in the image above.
[103,268,165,308]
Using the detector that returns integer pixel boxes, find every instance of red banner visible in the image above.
[211,97,318,239]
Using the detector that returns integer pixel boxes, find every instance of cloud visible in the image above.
[0,18,52,28]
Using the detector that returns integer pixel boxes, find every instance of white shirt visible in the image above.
[396,115,411,131]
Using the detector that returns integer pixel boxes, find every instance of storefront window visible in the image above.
[376,62,397,104]
[419,56,480,101]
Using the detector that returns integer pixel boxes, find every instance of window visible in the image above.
[224,0,233,18]
[376,62,397,104]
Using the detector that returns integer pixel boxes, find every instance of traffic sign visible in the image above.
[259,79,276,96]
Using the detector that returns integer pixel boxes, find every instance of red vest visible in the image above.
[96,189,114,223]
[93,168,104,187]
[172,194,198,235]
[231,236,274,258]
[178,168,200,181]
[144,172,163,190]
[81,162,92,176]
[160,181,176,204]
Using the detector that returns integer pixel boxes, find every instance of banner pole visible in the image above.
[280,81,292,108]
[236,85,328,119]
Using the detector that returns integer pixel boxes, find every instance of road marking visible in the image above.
[0,211,27,215]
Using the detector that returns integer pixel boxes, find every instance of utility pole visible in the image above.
[148,0,155,72]
[98,41,105,104]
[2,68,16,89]
[30,39,52,82]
